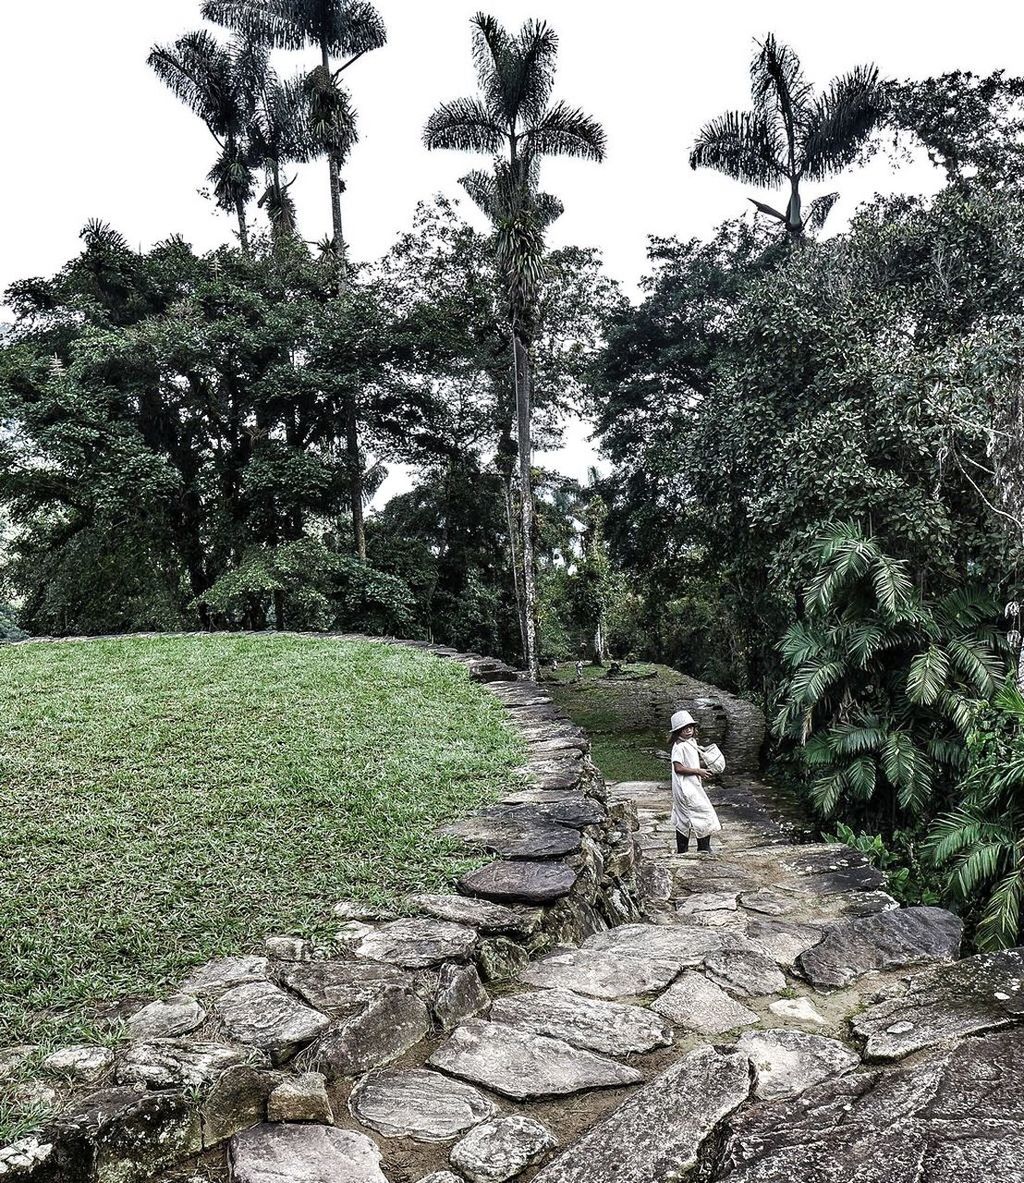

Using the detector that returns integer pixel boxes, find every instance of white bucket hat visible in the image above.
[670,710,695,731]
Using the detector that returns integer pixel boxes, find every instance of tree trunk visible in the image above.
[504,475,528,661]
[512,330,539,679]
[347,395,366,560]
[235,195,250,255]
[593,619,605,666]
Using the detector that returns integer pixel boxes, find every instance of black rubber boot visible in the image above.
[696,835,712,853]
[675,831,690,854]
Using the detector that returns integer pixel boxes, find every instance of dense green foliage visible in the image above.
[0,635,520,1052]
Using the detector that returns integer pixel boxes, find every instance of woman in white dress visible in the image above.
[669,709,722,853]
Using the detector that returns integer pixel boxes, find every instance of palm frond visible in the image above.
[689,110,786,185]
[828,723,886,757]
[470,11,513,119]
[780,620,825,666]
[149,31,238,135]
[788,658,847,705]
[322,0,387,58]
[751,34,812,122]
[803,63,884,181]
[811,768,848,815]
[948,637,1002,696]
[423,97,504,154]
[871,552,914,616]
[976,867,1024,950]
[512,18,559,125]
[907,645,950,705]
[804,192,839,233]
[525,100,606,161]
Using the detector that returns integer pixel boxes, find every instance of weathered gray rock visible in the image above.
[490,988,673,1055]
[531,1046,750,1183]
[356,917,478,968]
[797,906,963,989]
[651,971,759,1034]
[127,996,206,1040]
[715,1028,1024,1183]
[737,1028,860,1099]
[583,922,737,966]
[427,1019,643,1100]
[415,1175,463,1183]
[746,919,825,966]
[739,889,798,916]
[182,955,268,995]
[677,891,739,915]
[769,997,827,1026]
[229,1123,387,1183]
[459,860,577,904]
[265,936,313,962]
[489,795,605,830]
[450,1116,557,1183]
[267,1072,334,1124]
[851,948,1024,1059]
[476,936,530,984]
[704,948,788,998]
[117,1040,251,1088]
[434,963,490,1031]
[408,892,543,934]
[42,1045,113,1082]
[281,960,406,1016]
[214,981,330,1062]
[202,1063,280,1146]
[297,987,430,1079]
[441,814,582,859]
[349,1068,496,1141]
[519,947,680,1000]
[334,900,399,922]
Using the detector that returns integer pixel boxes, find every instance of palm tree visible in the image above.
[149,31,259,252]
[424,13,605,677]
[201,0,385,279]
[690,35,885,240]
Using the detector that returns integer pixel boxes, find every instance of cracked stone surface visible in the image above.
[407,892,543,934]
[490,988,673,1055]
[519,947,681,1000]
[450,1115,557,1183]
[583,922,738,966]
[796,906,963,988]
[704,948,788,998]
[851,948,1024,1059]
[440,814,582,859]
[349,1067,496,1142]
[651,971,759,1034]
[355,918,478,968]
[459,860,577,904]
[745,919,825,966]
[768,997,827,1026]
[214,981,330,1062]
[182,955,268,995]
[42,1045,113,1082]
[434,963,490,1031]
[267,1072,334,1124]
[281,960,406,1016]
[714,1028,1024,1182]
[737,1028,860,1099]
[531,1046,750,1183]
[297,987,430,1079]
[428,1019,643,1100]
[229,1123,387,1183]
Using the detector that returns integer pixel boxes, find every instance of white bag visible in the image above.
[699,743,726,774]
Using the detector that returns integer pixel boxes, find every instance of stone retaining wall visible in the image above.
[0,634,647,1183]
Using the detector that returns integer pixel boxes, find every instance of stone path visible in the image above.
[8,647,1022,1183]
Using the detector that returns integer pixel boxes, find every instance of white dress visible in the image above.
[671,739,722,838]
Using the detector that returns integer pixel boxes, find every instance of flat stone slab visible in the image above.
[229,1123,387,1183]
[797,906,963,988]
[268,1072,334,1123]
[282,960,407,1016]
[298,987,430,1079]
[583,922,739,966]
[769,997,827,1026]
[182,955,268,995]
[460,860,577,904]
[441,815,582,859]
[489,795,605,830]
[519,947,681,1000]
[704,948,788,998]
[531,1045,750,1183]
[851,948,1024,1059]
[42,1045,113,1082]
[117,1040,250,1088]
[434,963,490,1031]
[746,919,825,966]
[677,892,739,915]
[427,1019,643,1100]
[349,1068,496,1141]
[408,892,543,934]
[214,981,330,1062]
[451,1115,557,1183]
[651,971,759,1034]
[739,889,799,916]
[714,1027,1024,1182]
[737,1028,860,1099]
[355,918,478,968]
[127,996,206,1039]
[490,988,673,1055]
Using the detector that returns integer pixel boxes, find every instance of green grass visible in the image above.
[544,662,676,782]
[0,635,523,1060]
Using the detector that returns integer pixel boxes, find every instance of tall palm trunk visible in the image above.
[512,329,539,679]
[234,195,251,254]
[319,41,366,560]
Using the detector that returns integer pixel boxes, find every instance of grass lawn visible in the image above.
[0,635,522,1073]
[543,662,675,782]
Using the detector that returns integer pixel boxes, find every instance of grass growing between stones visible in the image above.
[0,635,523,1061]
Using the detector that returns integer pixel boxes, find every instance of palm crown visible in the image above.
[690,35,884,239]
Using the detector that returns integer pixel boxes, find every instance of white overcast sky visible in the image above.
[3,0,1023,496]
